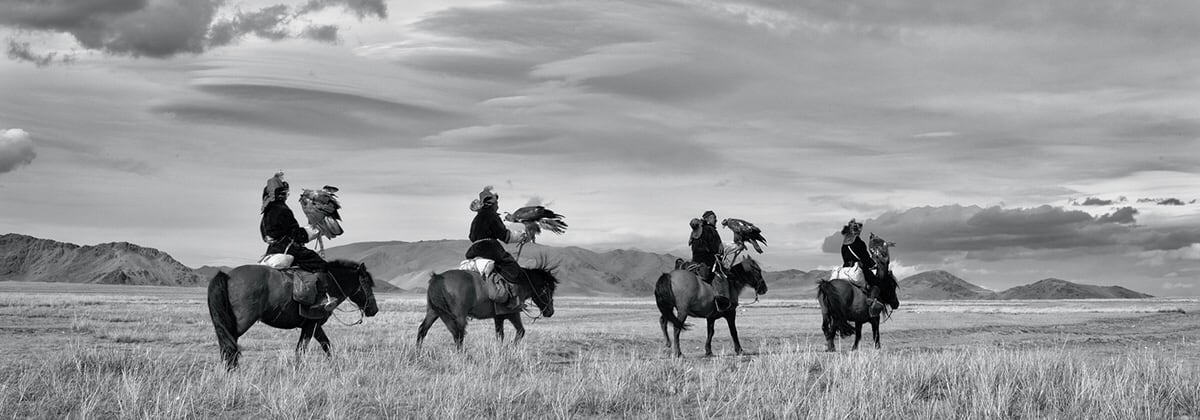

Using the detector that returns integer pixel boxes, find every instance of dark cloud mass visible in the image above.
[821,204,1200,262]
[0,0,384,61]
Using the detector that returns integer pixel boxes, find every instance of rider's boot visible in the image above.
[309,272,339,312]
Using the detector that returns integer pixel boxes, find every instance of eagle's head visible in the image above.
[502,212,515,222]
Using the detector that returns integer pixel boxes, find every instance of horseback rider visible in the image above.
[260,175,338,312]
[465,186,527,310]
[839,219,879,290]
[689,210,730,309]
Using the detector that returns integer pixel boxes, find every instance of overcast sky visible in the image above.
[1,0,1198,296]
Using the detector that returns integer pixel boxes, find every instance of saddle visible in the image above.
[461,258,517,307]
[674,258,709,280]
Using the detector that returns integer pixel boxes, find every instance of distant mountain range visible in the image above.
[0,233,1154,299]
[0,233,202,286]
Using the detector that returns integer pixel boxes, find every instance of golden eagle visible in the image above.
[299,185,343,239]
[503,206,566,243]
[721,218,766,253]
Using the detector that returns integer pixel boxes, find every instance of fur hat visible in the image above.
[261,172,288,211]
[841,219,863,236]
[469,185,499,212]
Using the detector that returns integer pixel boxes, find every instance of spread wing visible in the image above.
[506,206,567,243]
[721,218,766,253]
[299,186,343,239]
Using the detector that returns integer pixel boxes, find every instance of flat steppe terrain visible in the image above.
[2,281,1198,418]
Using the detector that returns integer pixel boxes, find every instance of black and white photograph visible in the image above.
[1,0,1198,418]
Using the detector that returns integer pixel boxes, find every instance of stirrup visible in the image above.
[310,296,338,312]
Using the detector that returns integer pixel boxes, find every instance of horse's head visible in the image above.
[328,260,379,317]
[730,256,768,296]
[522,264,560,318]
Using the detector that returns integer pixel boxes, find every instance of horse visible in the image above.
[416,262,560,350]
[655,256,768,357]
[818,233,900,351]
[206,259,379,370]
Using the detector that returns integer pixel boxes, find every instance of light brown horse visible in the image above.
[416,263,560,350]
[818,233,899,351]
[655,256,767,357]
[206,259,379,370]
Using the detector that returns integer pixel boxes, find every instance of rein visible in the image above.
[518,268,549,321]
[326,263,369,326]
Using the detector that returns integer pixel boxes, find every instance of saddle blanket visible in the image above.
[830,264,864,283]
[259,253,294,269]
[460,258,495,277]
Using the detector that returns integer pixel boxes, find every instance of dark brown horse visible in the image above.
[207,259,379,370]
[655,256,768,357]
[416,263,559,349]
[818,233,899,351]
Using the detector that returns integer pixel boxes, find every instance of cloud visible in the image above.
[821,204,1200,263]
[1079,197,1114,206]
[0,0,385,61]
[0,128,36,174]
[6,40,71,67]
[298,0,387,19]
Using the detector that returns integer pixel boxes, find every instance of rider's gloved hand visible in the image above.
[305,225,322,241]
[506,223,528,244]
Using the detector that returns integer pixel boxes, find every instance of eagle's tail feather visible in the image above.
[322,217,343,238]
[540,218,567,234]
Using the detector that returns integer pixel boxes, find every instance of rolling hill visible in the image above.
[995,278,1153,299]
[898,270,996,300]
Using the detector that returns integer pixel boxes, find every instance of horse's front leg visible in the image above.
[726,312,744,355]
[494,317,506,342]
[851,322,863,351]
[704,317,716,357]
[871,318,881,349]
[295,321,317,364]
[510,315,526,345]
[313,324,332,358]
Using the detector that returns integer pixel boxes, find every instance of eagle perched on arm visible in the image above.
[503,206,567,243]
[721,218,766,253]
[299,185,343,239]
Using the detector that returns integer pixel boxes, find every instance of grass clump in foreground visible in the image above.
[1,341,1197,419]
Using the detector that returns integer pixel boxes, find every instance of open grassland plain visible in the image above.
[1,281,1198,419]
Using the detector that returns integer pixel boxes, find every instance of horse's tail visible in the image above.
[426,272,457,325]
[818,280,855,338]
[207,271,240,370]
[655,273,689,331]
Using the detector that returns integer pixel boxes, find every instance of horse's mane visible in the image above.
[328,259,374,287]
[522,256,560,289]
[729,256,762,287]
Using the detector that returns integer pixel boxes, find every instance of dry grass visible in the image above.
[1,282,1198,419]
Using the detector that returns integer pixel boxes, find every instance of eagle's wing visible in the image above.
[509,206,567,243]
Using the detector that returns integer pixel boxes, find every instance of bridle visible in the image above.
[328,262,372,326]
[518,268,554,320]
